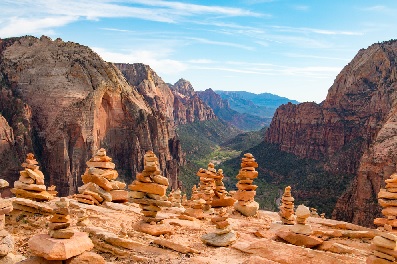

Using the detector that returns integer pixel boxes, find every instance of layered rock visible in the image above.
[279,186,295,225]
[74,148,127,205]
[11,153,53,201]
[264,40,397,226]
[374,172,397,229]
[0,36,182,196]
[201,208,237,247]
[212,169,235,207]
[367,233,397,263]
[234,153,259,216]
[197,163,218,212]
[0,192,14,259]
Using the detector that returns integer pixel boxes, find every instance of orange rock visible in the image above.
[128,181,167,196]
[276,230,323,248]
[109,190,128,202]
[86,161,115,169]
[234,190,256,201]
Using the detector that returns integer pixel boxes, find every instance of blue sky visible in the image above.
[1,1,397,102]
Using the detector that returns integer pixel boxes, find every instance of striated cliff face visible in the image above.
[265,40,397,226]
[168,79,217,125]
[0,36,183,195]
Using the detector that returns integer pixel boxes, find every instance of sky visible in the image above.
[1,1,397,102]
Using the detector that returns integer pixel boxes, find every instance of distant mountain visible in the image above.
[215,91,299,118]
[197,89,271,131]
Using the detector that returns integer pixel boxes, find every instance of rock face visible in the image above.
[0,36,183,195]
[198,88,270,131]
[265,40,397,226]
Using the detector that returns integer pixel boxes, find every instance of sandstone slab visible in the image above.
[201,231,237,247]
[28,232,93,260]
[134,221,173,236]
[276,230,323,248]
[128,181,167,196]
[153,238,200,254]
[234,200,259,217]
[65,252,105,264]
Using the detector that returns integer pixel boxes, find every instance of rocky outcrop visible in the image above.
[168,79,217,124]
[198,88,270,131]
[0,36,183,196]
[265,40,397,226]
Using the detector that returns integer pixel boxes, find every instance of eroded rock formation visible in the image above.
[265,40,397,226]
[0,36,183,196]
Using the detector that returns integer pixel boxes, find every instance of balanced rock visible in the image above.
[279,186,295,225]
[201,208,237,247]
[212,169,235,208]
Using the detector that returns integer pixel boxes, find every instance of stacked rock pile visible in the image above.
[201,208,237,247]
[367,233,397,263]
[11,153,53,201]
[375,172,397,229]
[128,151,171,224]
[196,163,217,212]
[48,198,74,239]
[290,204,312,235]
[171,189,182,207]
[310,208,319,218]
[76,209,90,227]
[279,186,295,225]
[0,192,14,259]
[28,198,97,262]
[74,148,127,205]
[234,153,259,217]
[212,169,235,208]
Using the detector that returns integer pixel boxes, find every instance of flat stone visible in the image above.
[12,198,53,213]
[373,250,395,261]
[49,228,75,239]
[14,181,46,192]
[19,176,35,184]
[82,174,112,191]
[28,232,93,260]
[18,256,61,264]
[379,199,397,207]
[201,231,237,247]
[49,222,71,230]
[109,190,128,202]
[78,183,112,202]
[234,190,256,201]
[65,252,106,264]
[132,198,171,207]
[290,224,312,235]
[86,161,115,169]
[276,230,323,248]
[128,181,167,196]
[0,235,14,257]
[25,169,43,180]
[370,244,397,258]
[109,180,126,190]
[134,221,173,236]
[212,197,236,207]
[153,238,200,254]
[318,241,355,254]
[129,191,145,199]
[373,236,396,250]
[152,175,169,186]
[378,189,397,200]
[82,190,103,203]
[234,200,259,217]
[10,188,53,201]
[366,255,395,264]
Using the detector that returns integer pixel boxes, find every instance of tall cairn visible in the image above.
[196,163,217,212]
[234,153,259,217]
[279,186,295,225]
[375,172,397,230]
[212,169,235,208]
[367,232,397,264]
[11,153,53,201]
[129,151,172,235]
[75,148,127,205]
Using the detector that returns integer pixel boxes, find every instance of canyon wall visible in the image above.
[0,36,185,195]
[265,40,397,226]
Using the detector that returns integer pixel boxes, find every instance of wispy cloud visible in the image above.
[0,0,261,37]
[186,37,255,51]
[271,26,363,36]
[291,5,310,11]
[282,53,349,61]
[92,47,187,75]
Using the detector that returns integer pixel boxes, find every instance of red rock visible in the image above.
[65,252,106,264]
[276,230,323,248]
[128,181,167,196]
[28,232,93,260]
[109,190,128,202]
[134,221,173,236]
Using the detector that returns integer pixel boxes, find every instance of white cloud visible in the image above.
[292,5,310,11]
[188,59,215,64]
[271,26,363,36]
[186,37,255,51]
[92,47,187,75]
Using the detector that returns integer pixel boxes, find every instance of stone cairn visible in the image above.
[181,193,188,207]
[28,198,95,262]
[197,163,217,212]
[279,186,295,225]
[367,232,397,263]
[234,153,259,217]
[11,153,53,201]
[129,151,172,236]
[75,148,127,205]
[201,208,237,247]
[310,207,319,218]
[172,189,182,207]
[0,181,15,260]
[182,185,206,220]
[212,169,235,208]
[375,172,397,229]
[290,204,312,235]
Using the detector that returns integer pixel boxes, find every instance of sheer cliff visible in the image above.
[0,36,183,195]
[265,40,397,226]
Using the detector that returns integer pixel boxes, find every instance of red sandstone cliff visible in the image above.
[0,36,183,195]
[265,40,397,226]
